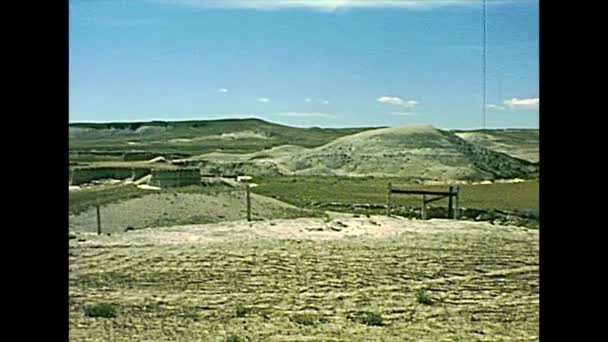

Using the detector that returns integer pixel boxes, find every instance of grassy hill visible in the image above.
[188,125,538,181]
[69,118,375,160]
[70,119,539,182]
[453,129,539,163]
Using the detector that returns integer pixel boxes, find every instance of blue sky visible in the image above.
[69,0,539,129]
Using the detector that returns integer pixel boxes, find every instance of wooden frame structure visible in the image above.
[387,183,460,219]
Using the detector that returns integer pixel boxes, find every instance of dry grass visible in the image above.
[69,218,538,341]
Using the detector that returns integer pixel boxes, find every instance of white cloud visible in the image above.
[487,104,506,110]
[377,96,419,108]
[305,98,330,104]
[218,88,228,93]
[276,112,335,118]
[503,97,539,110]
[389,112,418,116]
[163,0,516,11]
[257,97,270,103]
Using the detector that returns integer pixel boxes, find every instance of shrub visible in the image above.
[234,304,251,318]
[84,303,116,318]
[361,312,384,326]
[291,313,318,326]
[225,335,245,342]
[417,290,434,305]
[226,335,245,342]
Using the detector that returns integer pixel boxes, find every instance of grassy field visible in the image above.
[251,176,539,212]
[69,178,539,233]
[69,217,539,341]
[70,177,538,218]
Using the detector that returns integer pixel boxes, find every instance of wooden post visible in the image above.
[421,194,427,220]
[448,186,454,219]
[454,186,460,219]
[96,205,101,235]
[246,185,251,222]
[386,182,392,217]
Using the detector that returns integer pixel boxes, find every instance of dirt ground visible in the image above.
[69,191,315,233]
[69,216,539,341]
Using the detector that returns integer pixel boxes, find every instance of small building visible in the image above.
[150,168,200,188]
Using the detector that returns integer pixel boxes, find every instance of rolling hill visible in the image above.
[453,129,539,163]
[190,124,538,181]
[70,119,539,181]
[69,118,375,159]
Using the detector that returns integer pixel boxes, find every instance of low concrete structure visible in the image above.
[150,168,200,187]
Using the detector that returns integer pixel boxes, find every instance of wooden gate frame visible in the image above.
[387,183,460,219]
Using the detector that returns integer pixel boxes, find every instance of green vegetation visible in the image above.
[70,118,374,159]
[360,312,385,326]
[416,290,434,305]
[251,176,539,212]
[234,304,252,318]
[83,303,116,318]
[291,313,320,326]
[225,335,246,342]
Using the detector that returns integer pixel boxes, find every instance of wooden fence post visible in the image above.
[448,186,454,219]
[454,186,460,219]
[96,205,102,235]
[421,194,427,220]
[246,185,251,222]
[386,182,392,217]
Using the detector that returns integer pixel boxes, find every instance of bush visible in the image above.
[234,304,251,318]
[84,303,116,318]
[291,313,318,326]
[361,312,384,326]
[417,290,434,305]
[225,335,245,342]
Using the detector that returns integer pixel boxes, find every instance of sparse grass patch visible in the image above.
[417,289,434,305]
[360,311,385,326]
[234,304,252,318]
[70,219,539,340]
[291,312,319,326]
[225,335,246,342]
[83,303,116,318]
